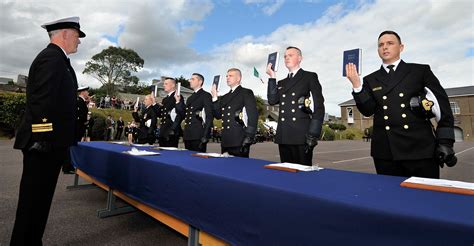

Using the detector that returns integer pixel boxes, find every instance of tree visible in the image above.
[255,95,265,119]
[175,75,190,89]
[83,46,144,95]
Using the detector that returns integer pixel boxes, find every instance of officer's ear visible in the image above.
[399,43,404,53]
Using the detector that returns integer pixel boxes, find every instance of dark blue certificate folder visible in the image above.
[213,75,220,90]
[267,52,279,72]
[343,48,362,76]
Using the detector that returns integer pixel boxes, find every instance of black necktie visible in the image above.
[387,65,395,77]
[288,73,294,79]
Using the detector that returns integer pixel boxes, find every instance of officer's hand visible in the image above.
[345,63,361,88]
[304,134,318,154]
[198,137,209,150]
[435,144,457,168]
[266,63,276,78]
[28,141,52,153]
[211,84,218,99]
[240,136,256,153]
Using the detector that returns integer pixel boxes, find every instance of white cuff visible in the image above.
[353,86,362,93]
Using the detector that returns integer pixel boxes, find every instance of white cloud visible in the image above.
[0,0,213,88]
[244,0,285,16]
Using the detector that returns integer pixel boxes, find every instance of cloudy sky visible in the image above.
[0,0,472,116]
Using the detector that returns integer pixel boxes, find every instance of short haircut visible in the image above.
[164,77,176,84]
[48,29,61,38]
[192,73,204,83]
[286,46,302,56]
[378,30,402,44]
[227,68,242,77]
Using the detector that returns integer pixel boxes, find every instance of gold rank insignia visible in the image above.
[239,111,243,120]
[304,98,312,107]
[422,99,434,111]
[42,118,48,122]
[372,87,382,91]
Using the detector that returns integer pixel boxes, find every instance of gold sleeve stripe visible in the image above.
[32,128,53,133]
[32,123,53,128]
[32,123,53,133]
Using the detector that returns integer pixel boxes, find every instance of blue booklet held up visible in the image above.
[343,48,362,77]
[267,51,280,72]
[213,75,220,90]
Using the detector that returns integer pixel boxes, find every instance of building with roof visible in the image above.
[338,86,474,141]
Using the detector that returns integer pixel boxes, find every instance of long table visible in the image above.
[70,142,474,246]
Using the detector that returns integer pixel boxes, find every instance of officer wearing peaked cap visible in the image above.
[211,68,258,158]
[346,30,456,179]
[76,86,90,142]
[11,16,85,245]
[267,46,325,166]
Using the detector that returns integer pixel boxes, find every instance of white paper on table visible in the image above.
[156,147,184,151]
[195,152,233,158]
[266,162,323,172]
[111,141,130,145]
[404,177,474,190]
[124,147,160,156]
[170,108,177,122]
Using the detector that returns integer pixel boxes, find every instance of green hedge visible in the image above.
[0,92,26,138]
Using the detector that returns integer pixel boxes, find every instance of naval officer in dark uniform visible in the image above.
[11,16,85,245]
[346,30,456,178]
[132,95,157,144]
[61,85,90,174]
[175,73,213,152]
[158,77,184,147]
[76,86,89,141]
[211,68,258,158]
[266,46,325,166]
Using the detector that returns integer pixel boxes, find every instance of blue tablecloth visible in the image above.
[71,142,474,246]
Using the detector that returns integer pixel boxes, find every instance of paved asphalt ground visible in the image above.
[1,139,473,245]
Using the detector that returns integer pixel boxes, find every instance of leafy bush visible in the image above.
[320,125,335,141]
[340,128,364,140]
[327,123,346,131]
[0,92,26,138]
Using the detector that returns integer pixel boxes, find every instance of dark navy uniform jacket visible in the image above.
[353,60,454,160]
[268,69,325,145]
[212,85,258,148]
[158,91,184,138]
[176,88,213,141]
[14,43,78,149]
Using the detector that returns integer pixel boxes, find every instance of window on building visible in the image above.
[450,101,460,115]
[347,107,354,124]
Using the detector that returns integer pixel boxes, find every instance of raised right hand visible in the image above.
[266,63,276,78]
[345,63,361,88]
[211,84,218,99]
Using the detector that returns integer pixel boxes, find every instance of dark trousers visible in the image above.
[373,158,439,178]
[61,147,75,173]
[278,144,313,166]
[221,146,249,158]
[159,135,179,148]
[115,128,123,140]
[11,147,67,245]
[184,140,206,152]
